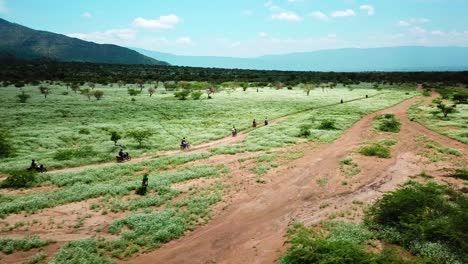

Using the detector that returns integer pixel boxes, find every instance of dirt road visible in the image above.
[125,95,467,264]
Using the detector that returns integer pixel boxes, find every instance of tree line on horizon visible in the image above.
[1,60,468,87]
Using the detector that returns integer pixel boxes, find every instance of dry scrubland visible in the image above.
[0,83,466,264]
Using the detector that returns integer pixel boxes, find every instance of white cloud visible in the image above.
[360,5,374,16]
[176,37,193,45]
[272,11,302,21]
[287,0,304,2]
[242,9,253,16]
[67,28,137,44]
[409,26,427,34]
[431,30,445,36]
[265,0,281,12]
[259,32,268,38]
[0,0,8,13]
[409,17,429,24]
[398,20,410,27]
[331,9,356,18]
[132,14,181,30]
[309,11,330,21]
[398,17,429,27]
[82,12,92,18]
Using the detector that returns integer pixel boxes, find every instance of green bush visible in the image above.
[0,235,52,254]
[53,146,98,161]
[375,114,401,133]
[279,223,417,264]
[298,124,311,137]
[318,119,336,130]
[366,181,468,260]
[50,239,114,264]
[17,91,31,103]
[359,144,391,158]
[174,89,191,100]
[127,88,141,96]
[1,170,37,188]
[191,90,203,100]
[451,169,467,180]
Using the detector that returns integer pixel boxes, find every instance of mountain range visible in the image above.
[136,46,468,72]
[0,18,167,65]
[1,17,468,71]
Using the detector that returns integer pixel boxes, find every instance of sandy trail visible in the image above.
[124,95,467,264]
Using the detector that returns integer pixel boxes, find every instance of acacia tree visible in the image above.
[39,86,50,98]
[71,83,80,93]
[303,83,315,96]
[80,88,92,100]
[127,129,152,147]
[93,90,104,100]
[437,103,456,118]
[137,80,145,92]
[17,91,31,103]
[206,86,218,99]
[148,87,156,97]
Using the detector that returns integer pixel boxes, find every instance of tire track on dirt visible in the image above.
[124,95,466,264]
[49,93,380,174]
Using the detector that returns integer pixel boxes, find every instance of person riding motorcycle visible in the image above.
[252,119,257,128]
[232,126,237,137]
[181,137,189,149]
[118,149,129,159]
[264,117,269,126]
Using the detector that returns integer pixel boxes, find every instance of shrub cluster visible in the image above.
[375,113,401,133]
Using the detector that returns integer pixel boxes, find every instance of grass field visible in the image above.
[0,83,416,172]
[408,98,468,144]
[0,82,418,263]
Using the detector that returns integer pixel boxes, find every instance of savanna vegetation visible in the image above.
[280,181,467,264]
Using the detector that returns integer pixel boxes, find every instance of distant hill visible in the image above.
[0,18,168,65]
[136,46,468,72]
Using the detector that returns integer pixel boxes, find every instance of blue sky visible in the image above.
[1,0,467,57]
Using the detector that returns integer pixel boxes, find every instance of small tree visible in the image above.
[275,82,285,90]
[137,80,145,92]
[80,88,92,100]
[206,86,218,99]
[304,84,315,96]
[93,90,104,100]
[241,82,248,92]
[191,90,203,100]
[148,87,156,97]
[175,89,191,100]
[71,83,80,93]
[110,131,121,146]
[437,103,456,118]
[39,86,50,99]
[17,91,31,103]
[89,82,96,90]
[127,129,152,147]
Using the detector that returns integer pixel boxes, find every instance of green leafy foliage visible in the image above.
[366,181,468,262]
[17,91,31,103]
[0,235,52,254]
[375,113,401,133]
[50,239,114,264]
[174,89,191,100]
[279,223,418,264]
[127,129,152,147]
[318,119,336,130]
[298,124,312,137]
[359,144,391,158]
[1,170,37,188]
